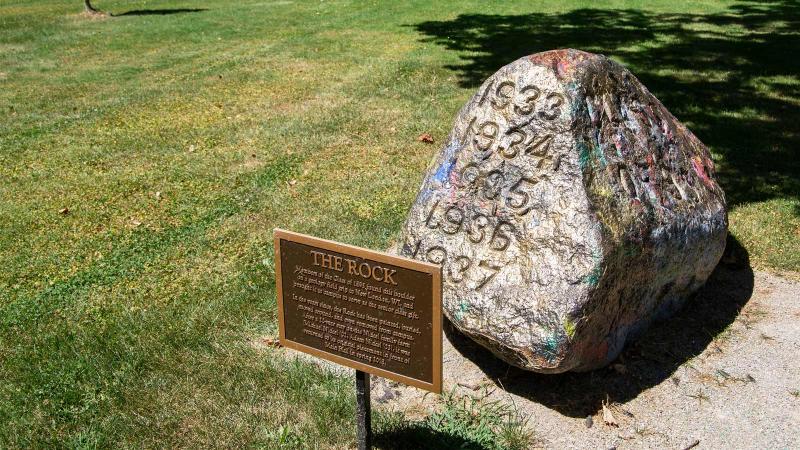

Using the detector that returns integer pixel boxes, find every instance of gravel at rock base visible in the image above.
[376,267,800,449]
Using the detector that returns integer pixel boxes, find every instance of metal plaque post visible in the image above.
[355,370,372,450]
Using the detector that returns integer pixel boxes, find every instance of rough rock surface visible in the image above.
[396,49,727,373]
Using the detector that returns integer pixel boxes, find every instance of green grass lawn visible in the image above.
[1,0,797,447]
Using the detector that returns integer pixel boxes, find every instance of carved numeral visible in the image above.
[477,80,494,107]
[525,133,553,156]
[468,213,489,244]
[473,121,499,159]
[408,239,422,258]
[425,246,447,265]
[425,198,442,230]
[441,205,464,235]
[460,162,480,186]
[514,85,541,116]
[449,256,472,283]
[489,222,514,251]
[525,133,559,171]
[482,170,505,200]
[461,116,477,146]
[539,93,564,121]
[499,130,525,159]
[506,176,538,214]
[476,260,502,290]
[491,81,515,110]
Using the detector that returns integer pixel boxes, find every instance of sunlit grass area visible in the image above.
[1,0,797,446]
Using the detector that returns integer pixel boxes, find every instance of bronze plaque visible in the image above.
[274,229,443,393]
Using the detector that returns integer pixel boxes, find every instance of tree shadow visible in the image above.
[112,8,207,17]
[411,0,800,208]
[444,234,754,417]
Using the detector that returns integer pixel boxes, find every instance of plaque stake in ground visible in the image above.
[273,229,443,448]
[355,370,371,450]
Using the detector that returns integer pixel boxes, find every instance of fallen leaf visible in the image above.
[418,133,434,144]
[602,401,619,427]
[261,337,282,348]
[131,219,142,227]
[288,179,297,186]
[59,207,70,215]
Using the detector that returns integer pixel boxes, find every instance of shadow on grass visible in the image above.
[375,424,490,450]
[112,8,207,16]
[444,234,754,417]
[411,0,800,209]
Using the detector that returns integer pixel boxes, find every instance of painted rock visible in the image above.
[397,49,727,373]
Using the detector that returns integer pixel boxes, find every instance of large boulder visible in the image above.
[396,49,727,373]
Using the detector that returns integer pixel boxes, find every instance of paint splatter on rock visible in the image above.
[396,49,727,373]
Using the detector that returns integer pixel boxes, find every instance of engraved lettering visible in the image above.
[425,198,442,230]
[384,269,397,285]
[506,175,538,211]
[473,121,498,158]
[539,92,564,120]
[499,130,525,159]
[460,163,480,186]
[525,133,553,157]
[514,85,540,116]
[477,80,494,107]
[461,116,477,146]
[449,256,471,283]
[491,80,515,110]
[489,222,514,251]
[371,266,383,282]
[442,205,464,235]
[358,262,371,278]
[425,246,447,265]
[409,240,422,258]
[279,232,436,388]
[311,250,324,266]
[347,258,358,275]
[476,260,502,290]
[483,170,504,200]
[468,213,489,244]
